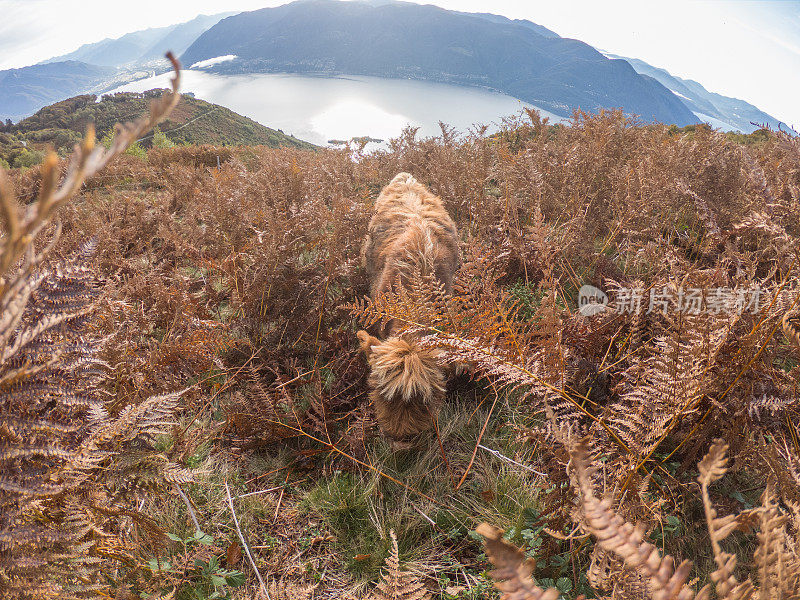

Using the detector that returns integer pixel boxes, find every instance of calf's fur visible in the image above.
[357,173,460,447]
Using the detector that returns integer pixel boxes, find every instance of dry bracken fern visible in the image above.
[476,523,560,600]
[13,96,799,598]
[370,530,431,600]
[569,438,696,600]
[697,439,800,600]
[477,437,800,600]
[0,56,184,598]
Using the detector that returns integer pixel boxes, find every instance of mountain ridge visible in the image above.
[0,61,115,121]
[603,52,791,133]
[42,13,233,67]
[0,1,787,134]
[1,13,232,121]
[181,0,700,126]
[454,10,560,38]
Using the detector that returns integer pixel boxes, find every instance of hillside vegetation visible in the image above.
[0,90,314,167]
[4,107,800,599]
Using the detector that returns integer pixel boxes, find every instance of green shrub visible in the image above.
[12,148,44,168]
[100,130,115,148]
[152,126,176,149]
[124,141,147,159]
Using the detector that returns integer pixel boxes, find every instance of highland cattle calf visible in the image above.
[357,173,460,448]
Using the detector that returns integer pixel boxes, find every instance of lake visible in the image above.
[105,70,567,147]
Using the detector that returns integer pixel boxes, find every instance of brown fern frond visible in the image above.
[753,485,790,599]
[677,180,723,245]
[476,523,560,600]
[265,579,315,600]
[371,530,431,600]
[570,438,697,600]
[0,243,188,596]
[609,310,732,458]
[0,58,182,598]
[697,440,755,600]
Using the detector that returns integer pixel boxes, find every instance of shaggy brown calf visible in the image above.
[357,172,460,448]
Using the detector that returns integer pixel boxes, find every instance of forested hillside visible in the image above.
[0,90,314,167]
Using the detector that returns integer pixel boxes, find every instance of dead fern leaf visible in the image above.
[476,523,560,600]
[698,438,730,489]
[571,439,696,600]
[264,579,315,600]
[0,57,182,598]
[697,440,755,600]
[371,530,431,600]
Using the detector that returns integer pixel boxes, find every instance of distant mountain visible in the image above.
[1,13,232,122]
[181,0,700,126]
[457,11,560,38]
[7,1,781,136]
[0,61,114,121]
[42,13,233,67]
[605,53,790,133]
[10,91,315,151]
[360,0,560,35]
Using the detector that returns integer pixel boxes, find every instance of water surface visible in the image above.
[107,70,567,147]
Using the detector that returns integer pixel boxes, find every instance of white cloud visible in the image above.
[190,55,238,69]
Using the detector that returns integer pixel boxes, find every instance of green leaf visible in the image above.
[194,531,214,545]
[166,533,183,542]
[522,507,539,526]
[666,515,681,528]
[556,577,573,593]
[467,530,483,542]
[210,574,228,586]
[549,554,568,568]
[147,558,171,572]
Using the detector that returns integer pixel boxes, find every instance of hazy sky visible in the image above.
[1,0,797,127]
